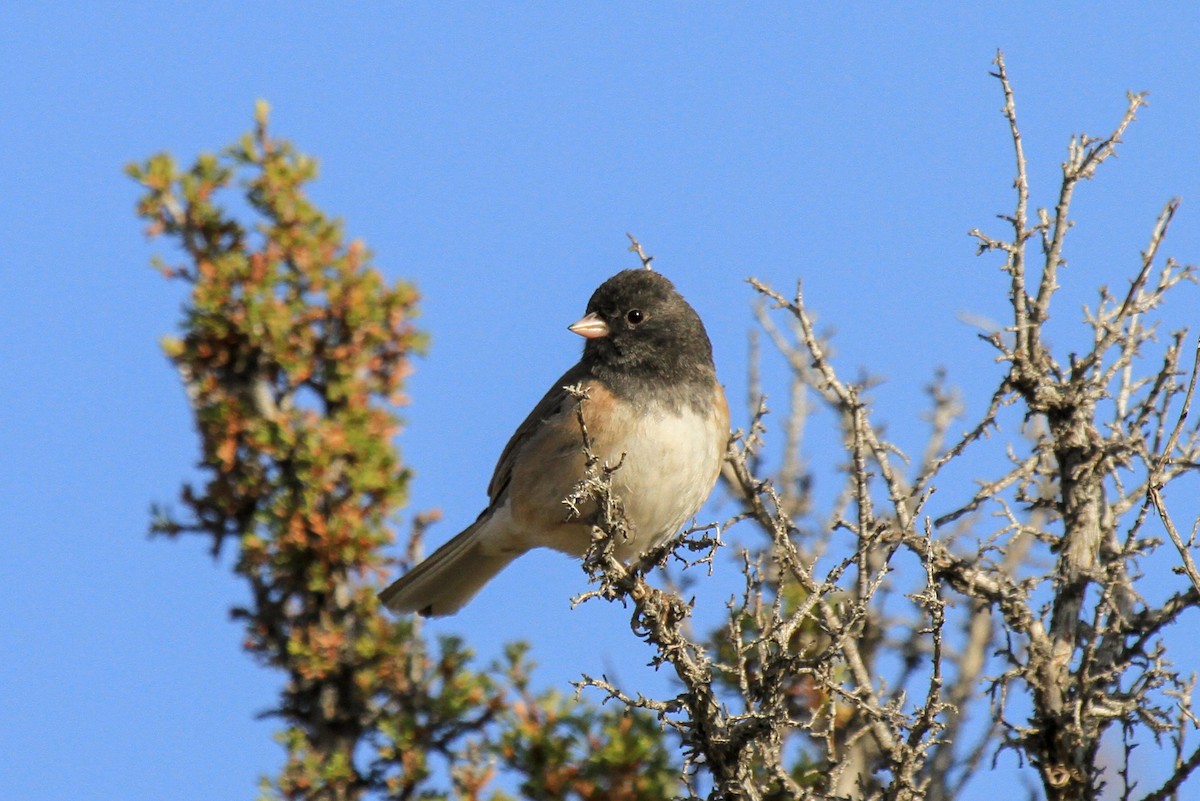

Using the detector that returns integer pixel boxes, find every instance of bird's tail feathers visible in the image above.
[379,518,518,617]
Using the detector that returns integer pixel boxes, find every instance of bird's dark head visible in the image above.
[569,269,715,395]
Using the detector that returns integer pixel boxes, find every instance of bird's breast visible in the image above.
[503,380,727,560]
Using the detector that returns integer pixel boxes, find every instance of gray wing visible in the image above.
[485,360,593,506]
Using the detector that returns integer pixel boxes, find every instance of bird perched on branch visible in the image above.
[380,268,729,616]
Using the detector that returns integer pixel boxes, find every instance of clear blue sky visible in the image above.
[4,5,1199,800]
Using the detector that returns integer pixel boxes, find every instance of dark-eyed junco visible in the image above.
[380,269,729,616]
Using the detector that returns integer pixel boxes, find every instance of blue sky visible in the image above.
[4,5,1200,799]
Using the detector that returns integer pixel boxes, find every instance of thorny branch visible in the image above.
[570,51,1200,801]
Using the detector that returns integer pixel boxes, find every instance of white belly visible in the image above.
[599,402,724,560]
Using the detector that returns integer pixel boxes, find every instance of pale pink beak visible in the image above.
[568,312,609,339]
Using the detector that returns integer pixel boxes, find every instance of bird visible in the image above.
[379,268,729,617]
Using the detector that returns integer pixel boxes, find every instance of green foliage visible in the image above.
[133,104,677,800]
[131,102,499,800]
[496,645,681,801]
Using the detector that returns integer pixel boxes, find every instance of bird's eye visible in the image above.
[626,309,645,325]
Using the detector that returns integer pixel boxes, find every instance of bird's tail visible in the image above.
[379,518,520,617]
